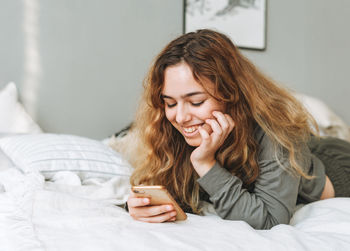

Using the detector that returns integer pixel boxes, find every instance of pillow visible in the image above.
[294,93,350,141]
[0,133,133,180]
[0,82,42,134]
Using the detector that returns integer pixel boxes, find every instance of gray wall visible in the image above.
[1,0,349,139]
[243,0,350,125]
[0,0,183,139]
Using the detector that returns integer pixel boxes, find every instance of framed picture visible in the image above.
[184,0,267,50]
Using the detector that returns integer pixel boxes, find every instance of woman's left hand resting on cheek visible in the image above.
[190,111,235,177]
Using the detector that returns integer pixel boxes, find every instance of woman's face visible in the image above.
[162,62,224,147]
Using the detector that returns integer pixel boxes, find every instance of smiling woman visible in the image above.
[162,63,227,148]
[120,29,350,230]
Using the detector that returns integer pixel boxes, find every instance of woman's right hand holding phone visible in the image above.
[127,192,177,223]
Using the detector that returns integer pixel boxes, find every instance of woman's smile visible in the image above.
[182,124,202,136]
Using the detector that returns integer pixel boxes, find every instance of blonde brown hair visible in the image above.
[121,29,316,213]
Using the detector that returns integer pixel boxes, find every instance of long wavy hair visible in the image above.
[123,29,316,213]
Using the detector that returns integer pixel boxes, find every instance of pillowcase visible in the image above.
[0,133,133,180]
[0,82,42,134]
[294,93,350,141]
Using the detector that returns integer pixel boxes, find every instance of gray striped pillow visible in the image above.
[0,133,133,180]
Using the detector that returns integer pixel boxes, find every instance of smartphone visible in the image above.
[132,185,187,221]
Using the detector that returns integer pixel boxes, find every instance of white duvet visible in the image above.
[1,169,350,251]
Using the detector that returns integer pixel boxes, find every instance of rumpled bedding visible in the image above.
[1,169,350,251]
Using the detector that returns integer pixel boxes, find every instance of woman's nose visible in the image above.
[175,105,190,124]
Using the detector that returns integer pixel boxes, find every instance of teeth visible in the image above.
[183,126,197,133]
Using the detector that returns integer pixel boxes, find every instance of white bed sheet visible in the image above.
[0,169,350,251]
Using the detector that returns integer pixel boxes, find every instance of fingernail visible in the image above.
[166,205,172,211]
[143,198,149,204]
[170,211,177,217]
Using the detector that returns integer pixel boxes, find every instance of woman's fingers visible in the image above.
[127,192,177,223]
[199,112,234,143]
[127,196,150,208]
[198,124,210,141]
[205,111,234,142]
[130,205,177,222]
[213,111,235,137]
[212,111,229,132]
[224,114,235,131]
[205,118,223,136]
[131,204,174,218]
[196,111,235,148]
[137,210,177,223]
[211,111,235,139]
[201,123,213,135]
[198,112,234,151]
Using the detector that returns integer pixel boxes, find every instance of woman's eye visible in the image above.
[191,101,204,107]
[166,103,177,108]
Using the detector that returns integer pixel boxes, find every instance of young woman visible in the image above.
[118,29,350,230]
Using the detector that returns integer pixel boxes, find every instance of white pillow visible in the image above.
[0,82,42,134]
[0,133,133,180]
[294,93,350,141]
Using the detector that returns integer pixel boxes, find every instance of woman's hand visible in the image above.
[190,111,235,177]
[127,192,177,223]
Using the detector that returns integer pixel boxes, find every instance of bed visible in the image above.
[1,82,350,251]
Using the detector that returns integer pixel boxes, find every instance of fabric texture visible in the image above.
[0,133,133,180]
[1,169,350,251]
[197,126,327,230]
[0,82,42,134]
[308,136,350,197]
[0,148,15,173]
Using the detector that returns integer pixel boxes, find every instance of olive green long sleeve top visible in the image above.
[197,126,326,230]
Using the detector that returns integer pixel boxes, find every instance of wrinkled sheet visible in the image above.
[0,169,350,251]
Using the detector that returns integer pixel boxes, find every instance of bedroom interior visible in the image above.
[1,0,350,250]
[1,0,350,140]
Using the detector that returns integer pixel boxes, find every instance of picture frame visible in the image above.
[184,0,267,50]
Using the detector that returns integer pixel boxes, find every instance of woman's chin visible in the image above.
[184,137,201,147]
